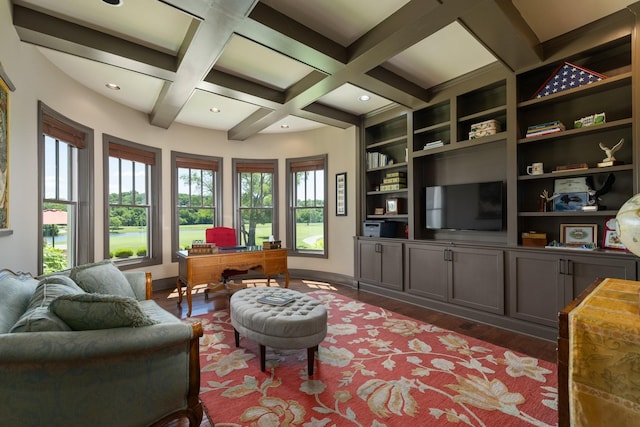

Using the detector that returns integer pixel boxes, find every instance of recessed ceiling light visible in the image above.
[105,83,120,90]
[280,124,290,129]
[359,95,371,102]
[210,107,220,113]
[102,0,123,6]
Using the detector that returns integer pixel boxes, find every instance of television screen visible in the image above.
[425,181,504,231]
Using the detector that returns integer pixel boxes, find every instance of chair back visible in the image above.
[205,227,237,247]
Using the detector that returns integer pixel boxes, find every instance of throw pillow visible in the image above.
[50,293,158,330]
[70,260,136,298]
[10,275,84,333]
[0,274,38,333]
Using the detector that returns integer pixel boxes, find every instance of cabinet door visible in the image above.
[380,242,404,290]
[405,243,447,300]
[449,247,504,314]
[508,250,564,327]
[563,255,637,305]
[357,240,380,284]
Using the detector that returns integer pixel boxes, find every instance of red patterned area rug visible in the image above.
[195,291,558,426]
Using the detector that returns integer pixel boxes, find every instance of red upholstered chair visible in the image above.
[205,226,238,248]
[204,227,247,298]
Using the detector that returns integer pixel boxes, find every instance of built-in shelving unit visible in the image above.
[357,23,638,341]
[516,35,633,244]
[363,113,409,237]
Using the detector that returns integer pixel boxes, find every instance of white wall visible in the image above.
[0,1,357,280]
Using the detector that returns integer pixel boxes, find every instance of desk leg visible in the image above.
[185,282,193,317]
[176,278,183,304]
[284,270,290,288]
[176,278,193,317]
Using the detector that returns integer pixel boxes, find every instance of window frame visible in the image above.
[171,151,222,262]
[232,158,278,246]
[38,102,94,275]
[285,154,328,258]
[103,134,161,269]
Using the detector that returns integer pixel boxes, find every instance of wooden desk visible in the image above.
[558,277,640,426]
[176,248,289,317]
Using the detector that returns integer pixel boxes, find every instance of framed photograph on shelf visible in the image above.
[560,224,597,246]
[335,172,347,216]
[602,216,626,250]
[386,198,398,215]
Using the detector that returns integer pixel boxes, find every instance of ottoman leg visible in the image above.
[234,329,240,347]
[307,345,318,376]
[260,344,266,371]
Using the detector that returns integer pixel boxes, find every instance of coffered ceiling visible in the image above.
[10,0,632,140]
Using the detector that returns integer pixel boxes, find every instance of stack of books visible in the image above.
[367,151,394,169]
[379,171,407,191]
[423,140,444,150]
[526,120,566,138]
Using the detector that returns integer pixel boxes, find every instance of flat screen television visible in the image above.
[425,181,504,231]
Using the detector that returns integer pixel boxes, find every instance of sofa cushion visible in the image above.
[0,273,38,333]
[9,275,84,333]
[70,260,136,298]
[50,293,158,330]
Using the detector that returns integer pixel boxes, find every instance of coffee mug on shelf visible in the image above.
[527,162,544,175]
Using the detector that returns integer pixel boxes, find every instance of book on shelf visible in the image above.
[423,140,444,150]
[525,120,566,138]
[385,171,406,178]
[383,176,407,184]
[379,183,407,191]
[552,163,589,173]
[367,151,394,169]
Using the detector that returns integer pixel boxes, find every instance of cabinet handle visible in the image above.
[558,259,564,275]
[566,260,573,276]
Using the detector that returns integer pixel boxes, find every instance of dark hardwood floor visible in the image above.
[154,277,557,427]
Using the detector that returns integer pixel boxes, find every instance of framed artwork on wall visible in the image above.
[335,172,347,216]
[0,63,12,233]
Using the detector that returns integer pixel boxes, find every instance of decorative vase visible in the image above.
[615,193,640,256]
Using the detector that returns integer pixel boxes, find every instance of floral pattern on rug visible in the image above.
[197,291,557,426]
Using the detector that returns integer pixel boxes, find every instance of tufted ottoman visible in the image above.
[230,287,327,375]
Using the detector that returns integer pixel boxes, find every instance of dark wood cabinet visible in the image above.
[406,242,504,315]
[356,238,403,291]
[509,249,636,327]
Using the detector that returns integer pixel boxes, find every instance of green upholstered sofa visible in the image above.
[0,262,203,427]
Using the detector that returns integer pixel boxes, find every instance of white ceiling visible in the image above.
[12,0,634,138]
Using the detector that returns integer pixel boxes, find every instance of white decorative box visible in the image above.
[469,119,501,140]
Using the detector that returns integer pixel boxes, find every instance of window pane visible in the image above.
[58,142,69,201]
[315,170,324,206]
[109,206,148,258]
[134,161,147,205]
[178,207,214,249]
[108,157,119,204]
[120,159,133,204]
[239,208,273,246]
[42,203,75,273]
[294,207,324,251]
[44,136,57,199]
[201,170,214,207]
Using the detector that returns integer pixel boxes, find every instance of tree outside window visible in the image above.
[234,160,277,246]
[173,153,220,257]
[39,104,93,275]
[104,136,161,267]
[286,155,327,256]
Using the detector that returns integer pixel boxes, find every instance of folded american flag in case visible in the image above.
[532,62,607,98]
